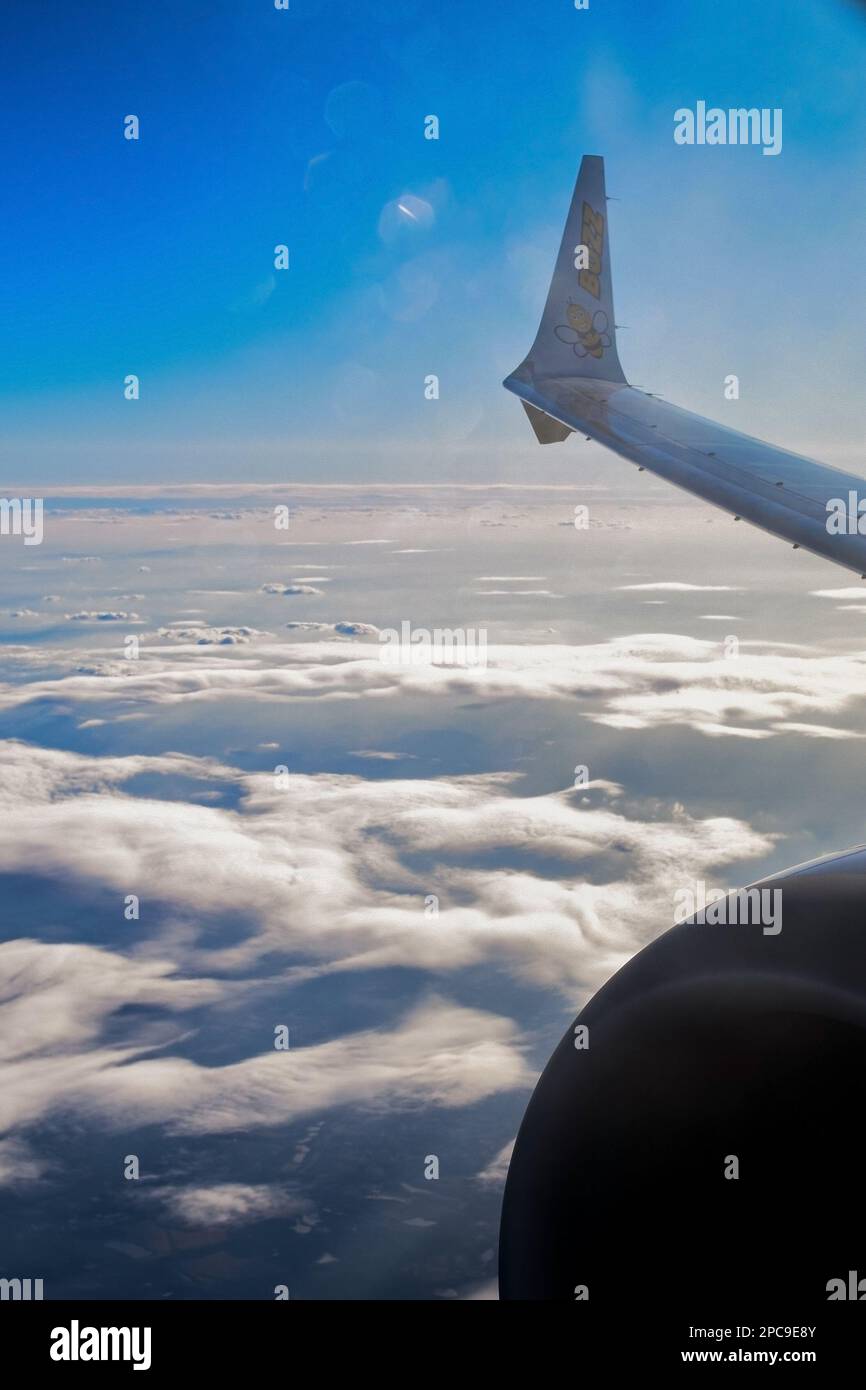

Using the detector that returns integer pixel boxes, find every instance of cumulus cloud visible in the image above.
[149,1183,308,1228]
[349,750,416,761]
[154,624,265,645]
[66,611,141,622]
[0,1137,48,1186]
[462,1279,499,1300]
[475,1140,515,1186]
[284,621,379,637]
[333,621,379,637]
[618,582,740,592]
[261,583,323,596]
[770,722,862,740]
[810,587,866,599]
[0,936,224,1075]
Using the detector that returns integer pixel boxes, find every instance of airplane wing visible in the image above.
[504,155,866,578]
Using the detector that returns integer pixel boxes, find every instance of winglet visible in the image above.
[506,155,626,390]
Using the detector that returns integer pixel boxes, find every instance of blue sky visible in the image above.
[4,0,866,481]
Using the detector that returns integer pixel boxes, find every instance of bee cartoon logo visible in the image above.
[555,302,611,360]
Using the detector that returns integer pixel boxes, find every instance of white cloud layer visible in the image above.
[0,961,530,1149]
[2,632,865,740]
[0,741,773,987]
[0,736,774,1175]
